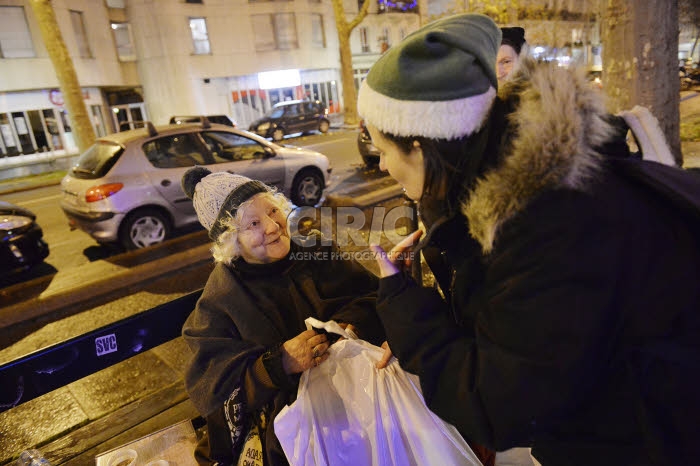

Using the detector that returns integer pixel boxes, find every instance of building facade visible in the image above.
[0,0,420,179]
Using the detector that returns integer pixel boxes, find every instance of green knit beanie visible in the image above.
[358,13,501,140]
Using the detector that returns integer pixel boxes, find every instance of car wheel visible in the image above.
[291,168,324,206]
[272,128,285,142]
[119,208,172,250]
[318,119,330,134]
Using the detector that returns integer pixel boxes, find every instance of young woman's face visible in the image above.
[497,44,519,84]
[367,124,425,201]
[236,194,291,264]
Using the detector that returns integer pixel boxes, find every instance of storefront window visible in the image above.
[0,113,19,156]
[44,108,63,151]
[12,112,34,154]
[28,110,50,152]
[91,105,107,138]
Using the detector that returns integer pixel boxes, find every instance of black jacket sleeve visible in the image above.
[377,192,626,450]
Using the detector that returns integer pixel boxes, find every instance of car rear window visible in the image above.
[70,141,123,179]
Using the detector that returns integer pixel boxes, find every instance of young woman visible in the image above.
[180,167,385,465]
[360,13,700,466]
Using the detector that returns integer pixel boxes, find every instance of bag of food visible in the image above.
[273,318,482,466]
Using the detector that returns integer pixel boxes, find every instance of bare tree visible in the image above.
[29,0,95,153]
[602,0,682,163]
[331,0,371,126]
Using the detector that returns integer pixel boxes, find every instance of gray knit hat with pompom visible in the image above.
[181,166,270,241]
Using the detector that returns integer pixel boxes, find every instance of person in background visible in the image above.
[180,167,385,466]
[497,26,526,85]
[360,12,700,466]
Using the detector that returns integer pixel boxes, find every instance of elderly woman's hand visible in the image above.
[280,329,330,374]
[370,230,423,278]
[375,341,394,369]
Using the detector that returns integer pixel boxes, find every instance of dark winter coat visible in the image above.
[376,59,700,466]
[183,239,385,466]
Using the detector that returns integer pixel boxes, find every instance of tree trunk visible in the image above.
[29,0,95,153]
[602,0,681,164]
[331,0,370,127]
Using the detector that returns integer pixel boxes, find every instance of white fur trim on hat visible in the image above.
[358,80,496,140]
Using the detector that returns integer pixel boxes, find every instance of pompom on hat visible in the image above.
[181,167,270,241]
[357,13,501,141]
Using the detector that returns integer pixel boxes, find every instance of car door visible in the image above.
[142,132,213,216]
[283,103,306,134]
[199,130,285,191]
[300,101,321,132]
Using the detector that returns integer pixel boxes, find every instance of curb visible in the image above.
[0,241,212,330]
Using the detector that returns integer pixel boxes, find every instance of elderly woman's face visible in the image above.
[367,123,425,201]
[236,194,290,264]
[497,44,519,84]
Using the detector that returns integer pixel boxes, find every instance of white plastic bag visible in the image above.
[273,318,482,466]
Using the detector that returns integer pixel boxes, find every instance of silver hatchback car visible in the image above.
[61,120,331,250]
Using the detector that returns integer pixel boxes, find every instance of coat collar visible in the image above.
[461,58,615,253]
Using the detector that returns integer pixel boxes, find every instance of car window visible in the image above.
[269,108,284,118]
[304,102,318,115]
[285,104,299,116]
[201,131,268,163]
[70,141,123,179]
[143,133,211,168]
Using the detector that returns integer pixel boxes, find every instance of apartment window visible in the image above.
[189,17,211,54]
[359,27,369,53]
[185,0,204,3]
[70,11,92,58]
[105,0,126,7]
[251,14,298,51]
[70,10,92,58]
[0,6,35,58]
[311,14,325,48]
[111,22,135,61]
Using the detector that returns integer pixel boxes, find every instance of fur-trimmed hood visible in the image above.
[462,58,615,253]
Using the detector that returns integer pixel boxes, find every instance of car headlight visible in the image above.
[257,122,270,132]
[0,214,32,231]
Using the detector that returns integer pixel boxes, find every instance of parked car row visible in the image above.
[60,120,332,250]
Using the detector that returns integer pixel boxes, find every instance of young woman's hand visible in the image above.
[280,329,329,374]
[375,341,395,369]
[370,230,423,278]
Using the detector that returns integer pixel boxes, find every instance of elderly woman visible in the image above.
[180,167,385,466]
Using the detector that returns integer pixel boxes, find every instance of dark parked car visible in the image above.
[249,100,331,141]
[0,201,50,278]
[358,119,380,167]
[170,115,236,127]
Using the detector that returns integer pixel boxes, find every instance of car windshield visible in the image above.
[70,141,123,179]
